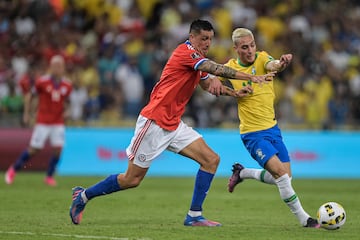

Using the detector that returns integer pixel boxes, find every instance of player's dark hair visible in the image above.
[189,19,214,34]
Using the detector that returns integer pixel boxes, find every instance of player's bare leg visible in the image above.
[180,138,221,226]
[265,156,320,228]
[118,162,148,189]
[228,157,319,228]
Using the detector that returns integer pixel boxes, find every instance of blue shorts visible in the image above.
[241,124,290,168]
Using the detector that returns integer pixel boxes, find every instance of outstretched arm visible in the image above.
[198,60,275,84]
[266,54,293,72]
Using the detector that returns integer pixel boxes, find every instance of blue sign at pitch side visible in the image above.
[58,128,360,178]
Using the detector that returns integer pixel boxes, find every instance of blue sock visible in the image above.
[190,169,214,212]
[47,155,59,177]
[85,174,122,200]
[13,150,30,171]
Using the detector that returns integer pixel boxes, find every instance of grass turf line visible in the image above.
[0,173,359,240]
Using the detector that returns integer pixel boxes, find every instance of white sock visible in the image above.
[275,174,310,226]
[240,168,276,185]
[81,191,88,203]
[188,210,202,217]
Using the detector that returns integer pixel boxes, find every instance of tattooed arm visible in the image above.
[198,60,275,83]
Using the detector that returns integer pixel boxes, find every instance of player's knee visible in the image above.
[52,147,62,156]
[270,167,288,179]
[204,153,220,172]
[212,153,220,167]
[264,156,289,179]
[28,147,39,156]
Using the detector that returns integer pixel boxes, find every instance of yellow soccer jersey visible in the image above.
[221,51,277,134]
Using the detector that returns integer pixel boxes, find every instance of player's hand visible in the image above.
[279,54,292,69]
[236,85,253,97]
[223,84,253,97]
[250,71,276,84]
[207,77,225,96]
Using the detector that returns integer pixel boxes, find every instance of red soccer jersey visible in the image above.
[141,40,209,131]
[35,74,72,124]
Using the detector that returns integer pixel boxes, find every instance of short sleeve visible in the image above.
[175,42,208,71]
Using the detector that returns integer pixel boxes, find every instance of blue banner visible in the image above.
[58,128,360,178]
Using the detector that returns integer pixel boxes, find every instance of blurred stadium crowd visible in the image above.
[0,0,360,130]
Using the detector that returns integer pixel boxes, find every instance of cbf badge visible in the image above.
[256,148,265,160]
[251,66,256,75]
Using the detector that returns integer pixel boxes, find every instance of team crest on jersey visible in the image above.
[137,154,146,162]
[191,52,201,59]
[60,86,68,95]
[251,66,256,75]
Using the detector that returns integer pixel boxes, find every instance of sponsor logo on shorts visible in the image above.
[137,154,146,162]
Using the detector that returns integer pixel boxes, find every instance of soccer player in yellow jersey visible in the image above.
[222,28,320,228]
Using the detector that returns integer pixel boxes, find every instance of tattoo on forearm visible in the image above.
[199,61,237,78]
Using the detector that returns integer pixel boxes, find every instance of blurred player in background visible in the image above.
[5,55,72,187]
[18,63,39,126]
[221,28,320,228]
[69,19,274,226]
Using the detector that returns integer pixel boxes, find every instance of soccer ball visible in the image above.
[317,202,346,230]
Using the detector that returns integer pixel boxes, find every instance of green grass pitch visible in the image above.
[1,173,359,240]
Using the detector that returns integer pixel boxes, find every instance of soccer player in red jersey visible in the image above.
[18,65,40,126]
[69,19,274,226]
[5,55,72,186]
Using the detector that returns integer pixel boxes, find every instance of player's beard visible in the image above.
[200,48,209,57]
